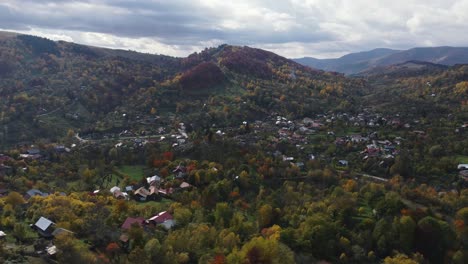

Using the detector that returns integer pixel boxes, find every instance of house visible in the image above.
[366,144,380,156]
[149,185,158,195]
[19,148,42,160]
[338,160,349,167]
[134,187,150,201]
[158,188,174,196]
[19,153,42,160]
[160,219,176,229]
[302,117,314,126]
[173,164,187,174]
[175,171,186,179]
[27,149,41,155]
[110,186,120,194]
[121,217,145,230]
[113,190,128,200]
[54,145,69,153]
[46,245,57,256]
[350,134,367,143]
[147,211,176,229]
[295,162,305,168]
[458,164,468,170]
[25,189,49,200]
[459,170,468,181]
[180,182,192,189]
[335,137,346,145]
[146,175,161,186]
[33,217,55,237]
[148,211,173,224]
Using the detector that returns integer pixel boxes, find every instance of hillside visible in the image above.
[357,61,449,78]
[294,46,468,75]
[0,32,359,146]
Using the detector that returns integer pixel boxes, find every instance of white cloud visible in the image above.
[1,0,468,58]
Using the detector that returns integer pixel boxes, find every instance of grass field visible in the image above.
[116,165,147,181]
[455,155,468,164]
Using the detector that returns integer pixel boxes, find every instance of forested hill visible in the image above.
[0,32,363,146]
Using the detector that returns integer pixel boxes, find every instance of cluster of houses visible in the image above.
[121,211,175,232]
[27,216,74,258]
[27,209,175,258]
[106,165,193,202]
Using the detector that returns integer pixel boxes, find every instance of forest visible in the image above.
[0,33,467,263]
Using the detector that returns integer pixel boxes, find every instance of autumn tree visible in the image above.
[55,233,98,264]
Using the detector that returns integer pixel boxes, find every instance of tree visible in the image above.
[214,202,232,228]
[105,242,120,261]
[258,204,273,229]
[173,207,192,227]
[390,151,412,177]
[226,236,294,264]
[55,233,97,264]
[428,145,444,157]
[5,192,25,208]
[415,216,452,263]
[144,238,161,262]
[12,223,28,243]
[383,253,419,264]
[399,216,416,253]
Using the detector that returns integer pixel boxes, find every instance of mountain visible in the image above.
[0,32,357,146]
[294,48,401,74]
[358,60,449,78]
[294,46,468,75]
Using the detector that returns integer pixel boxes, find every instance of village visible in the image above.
[0,107,467,262]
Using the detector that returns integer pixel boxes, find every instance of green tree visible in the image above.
[144,238,162,262]
[390,151,412,177]
[12,223,28,243]
[5,192,25,208]
[383,253,419,264]
[214,202,232,228]
[55,233,98,264]
[227,236,294,264]
[258,204,273,229]
[399,216,416,253]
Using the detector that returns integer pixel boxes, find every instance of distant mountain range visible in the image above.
[293,47,468,75]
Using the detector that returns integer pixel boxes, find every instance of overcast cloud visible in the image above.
[1,0,467,58]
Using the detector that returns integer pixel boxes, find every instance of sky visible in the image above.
[1,0,468,58]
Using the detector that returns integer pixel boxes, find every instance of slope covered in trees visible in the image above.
[0,33,360,146]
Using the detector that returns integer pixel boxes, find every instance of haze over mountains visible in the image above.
[294,47,468,75]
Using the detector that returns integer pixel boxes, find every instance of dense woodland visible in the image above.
[0,33,467,263]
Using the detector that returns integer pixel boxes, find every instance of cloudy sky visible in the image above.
[1,0,468,58]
